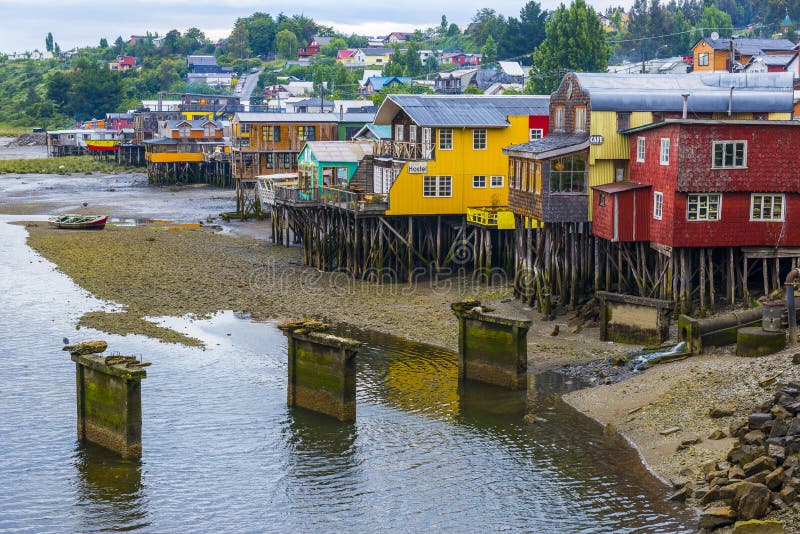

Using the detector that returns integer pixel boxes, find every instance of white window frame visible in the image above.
[529,128,543,141]
[239,123,250,133]
[636,137,646,163]
[698,52,709,66]
[659,138,670,166]
[473,128,487,150]
[687,193,722,222]
[438,128,453,150]
[554,107,564,130]
[394,124,404,142]
[179,125,191,137]
[712,141,747,169]
[203,124,215,137]
[575,107,587,131]
[490,175,504,188]
[653,191,663,220]
[472,175,486,188]
[750,193,785,222]
[409,124,417,142]
[423,175,452,197]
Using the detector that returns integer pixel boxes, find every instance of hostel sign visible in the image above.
[407,162,428,174]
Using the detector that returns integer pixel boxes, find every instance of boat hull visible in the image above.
[86,141,119,152]
[48,215,109,230]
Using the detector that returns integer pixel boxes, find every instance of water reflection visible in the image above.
[72,444,149,531]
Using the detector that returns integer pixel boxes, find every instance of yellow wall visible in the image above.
[386,115,531,216]
[145,153,204,163]
[693,40,729,72]
[364,54,391,66]
[769,112,792,120]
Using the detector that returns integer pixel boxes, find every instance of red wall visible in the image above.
[528,115,550,136]
[629,122,800,248]
[593,192,613,240]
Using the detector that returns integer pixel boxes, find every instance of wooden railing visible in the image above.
[466,207,516,230]
[319,186,388,213]
[372,140,434,161]
[274,185,318,204]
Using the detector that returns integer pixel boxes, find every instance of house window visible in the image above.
[262,126,279,142]
[409,124,417,142]
[266,153,274,168]
[423,176,452,197]
[529,128,543,141]
[279,153,294,168]
[438,128,453,150]
[394,124,404,141]
[617,112,631,132]
[178,125,191,137]
[653,191,663,220]
[473,129,487,150]
[713,141,747,168]
[240,138,249,147]
[297,126,316,141]
[687,193,721,221]
[549,154,587,193]
[636,137,646,163]
[203,124,215,137]
[599,193,607,207]
[473,175,486,188]
[554,107,565,130]
[751,194,784,221]
[698,52,709,66]
[239,123,250,133]
[490,175,504,188]
[575,107,587,131]
[660,138,670,166]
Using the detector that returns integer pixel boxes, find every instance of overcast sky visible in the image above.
[0,0,631,54]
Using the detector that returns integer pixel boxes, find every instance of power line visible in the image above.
[605,24,766,44]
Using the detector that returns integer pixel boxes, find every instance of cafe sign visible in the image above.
[590,135,604,145]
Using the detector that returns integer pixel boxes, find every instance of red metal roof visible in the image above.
[592,181,651,194]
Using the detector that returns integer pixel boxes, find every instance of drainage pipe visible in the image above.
[787,268,800,343]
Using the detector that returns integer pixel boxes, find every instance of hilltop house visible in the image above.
[361,76,412,96]
[691,37,796,73]
[298,36,333,57]
[108,55,136,71]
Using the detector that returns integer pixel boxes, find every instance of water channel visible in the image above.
[0,210,696,531]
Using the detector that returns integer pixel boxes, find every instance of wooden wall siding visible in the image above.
[549,73,592,133]
[675,123,800,193]
[237,122,337,152]
[508,156,588,223]
[349,157,374,192]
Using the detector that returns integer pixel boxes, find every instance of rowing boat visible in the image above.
[47,214,109,230]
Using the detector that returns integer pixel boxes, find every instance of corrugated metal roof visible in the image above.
[574,72,794,112]
[374,95,551,127]
[499,61,525,77]
[593,181,651,193]
[305,141,373,162]
[701,37,796,52]
[234,112,375,123]
[755,54,796,67]
[621,118,800,135]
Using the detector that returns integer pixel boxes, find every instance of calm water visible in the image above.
[0,216,696,532]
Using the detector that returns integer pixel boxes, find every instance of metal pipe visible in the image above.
[787,268,800,343]
[682,93,690,119]
[728,86,734,117]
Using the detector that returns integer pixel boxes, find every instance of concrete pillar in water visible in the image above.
[279,321,361,422]
[451,301,531,390]
[66,342,148,459]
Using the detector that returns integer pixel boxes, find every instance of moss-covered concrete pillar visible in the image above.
[451,301,531,390]
[279,321,361,422]
[66,342,148,460]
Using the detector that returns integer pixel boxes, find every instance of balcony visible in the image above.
[466,207,516,229]
[318,186,388,214]
[372,140,434,161]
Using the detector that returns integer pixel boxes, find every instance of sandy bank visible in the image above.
[23,222,628,371]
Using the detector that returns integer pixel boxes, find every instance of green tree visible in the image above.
[321,37,348,57]
[502,1,547,59]
[156,59,180,90]
[246,13,277,57]
[370,83,433,106]
[481,35,498,67]
[275,29,299,60]
[113,36,125,54]
[530,0,609,94]
[45,32,54,53]
[468,8,506,47]
[99,38,108,48]
[440,15,449,35]
[464,84,484,94]
[227,18,251,59]
[447,23,460,37]
[699,5,733,38]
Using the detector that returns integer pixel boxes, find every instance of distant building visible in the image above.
[298,36,334,57]
[360,76,412,96]
[691,37,796,73]
[384,32,412,45]
[109,55,136,71]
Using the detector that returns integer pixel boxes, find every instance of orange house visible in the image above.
[144,119,226,163]
[692,37,796,72]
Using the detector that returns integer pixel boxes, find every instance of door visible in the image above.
[422,128,433,159]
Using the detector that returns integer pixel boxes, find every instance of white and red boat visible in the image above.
[47,214,109,229]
